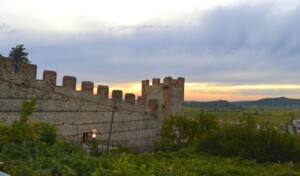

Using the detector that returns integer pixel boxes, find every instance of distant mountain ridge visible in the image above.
[234,97,300,108]
[185,97,300,109]
[185,100,243,109]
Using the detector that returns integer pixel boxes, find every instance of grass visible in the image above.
[184,106,300,124]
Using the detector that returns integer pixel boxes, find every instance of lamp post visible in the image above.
[91,129,97,139]
[90,128,97,157]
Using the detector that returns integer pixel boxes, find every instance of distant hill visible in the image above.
[185,97,300,109]
[185,100,243,110]
[233,97,300,108]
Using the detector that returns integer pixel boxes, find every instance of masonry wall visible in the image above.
[0,57,184,151]
[142,77,185,122]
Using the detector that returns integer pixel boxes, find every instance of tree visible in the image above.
[20,97,37,123]
[9,44,30,72]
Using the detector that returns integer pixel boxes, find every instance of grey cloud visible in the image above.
[0,23,7,29]
[1,2,300,85]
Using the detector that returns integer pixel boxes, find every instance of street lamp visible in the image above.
[91,129,97,139]
[89,128,98,157]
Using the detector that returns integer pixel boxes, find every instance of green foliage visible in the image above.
[0,122,10,141]
[33,122,58,145]
[1,117,300,175]
[0,121,93,176]
[154,137,181,152]
[198,116,300,162]
[9,120,37,143]
[90,139,102,157]
[92,148,300,176]
[21,97,37,123]
[160,113,219,148]
[2,101,300,175]
[160,113,300,163]
[9,44,30,72]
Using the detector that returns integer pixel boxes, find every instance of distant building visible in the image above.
[293,119,300,134]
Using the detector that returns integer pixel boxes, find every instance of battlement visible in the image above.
[141,76,185,118]
[0,56,13,73]
[0,57,141,104]
[0,56,184,151]
[0,57,184,114]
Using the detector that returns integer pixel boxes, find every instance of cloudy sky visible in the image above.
[1,0,300,101]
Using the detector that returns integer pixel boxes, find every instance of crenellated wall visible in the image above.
[0,56,184,151]
[141,76,185,121]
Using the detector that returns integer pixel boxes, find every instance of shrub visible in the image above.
[198,118,300,162]
[160,113,219,147]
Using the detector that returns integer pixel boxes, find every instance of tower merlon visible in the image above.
[62,76,77,90]
[125,93,135,104]
[97,85,109,99]
[112,90,123,102]
[177,77,185,88]
[81,81,94,94]
[20,64,37,79]
[43,70,57,86]
[142,80,150,86]
[163,76,173,85]
[152,78,160,86]
[0,57,13,73]
[141,80,150,105]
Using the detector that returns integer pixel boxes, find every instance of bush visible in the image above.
[33,122,58,145]
[160,113,219,147]
[198,119,300,162]
[160,113,300,163]
[154,137,181,152]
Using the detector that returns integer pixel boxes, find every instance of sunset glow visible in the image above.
[75,82,300,101]
[2,0,300,102]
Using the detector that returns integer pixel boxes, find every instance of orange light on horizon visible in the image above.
[75,82,300,101]
[185,82,300,101]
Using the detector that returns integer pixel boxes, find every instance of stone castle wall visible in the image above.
[0,57,184,151]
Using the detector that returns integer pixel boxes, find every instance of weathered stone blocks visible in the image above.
[21,64,37,79]
[81,81,94,94]
[0,57,185,151]
[152,78,160,85]
[43,70,57,86]
[125,93,135,104]
[97,85,109,99]
[63,76,76,90]
[112,90,122,102]
[0,57,12,73]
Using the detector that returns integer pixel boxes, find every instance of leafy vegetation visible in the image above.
[20,97,37,123]
[199,119,300,162]
[160,113,218,148]
[0,98,93,175]
[159,113,300,163]
[1,98,300,175]
[92,149,300,176]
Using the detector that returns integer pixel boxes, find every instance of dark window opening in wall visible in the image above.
[82,132,89,144]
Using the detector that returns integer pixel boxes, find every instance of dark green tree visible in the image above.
[9,44,30,72]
